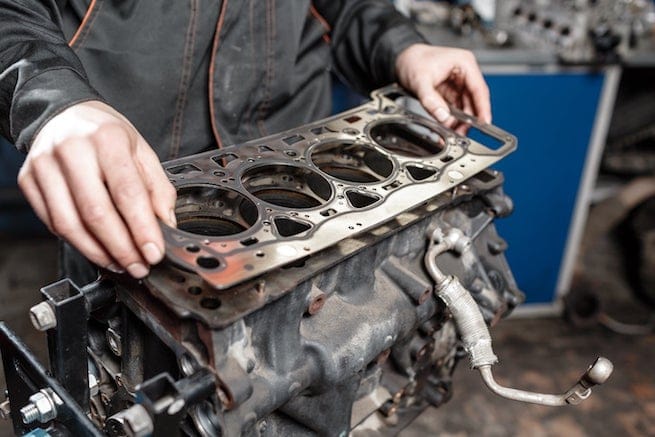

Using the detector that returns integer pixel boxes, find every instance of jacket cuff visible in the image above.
[11,68,105,152]
[372,25,427,86]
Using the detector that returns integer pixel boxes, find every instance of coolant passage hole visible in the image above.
[242,164,332,209]
[370,120,444,157]
[311,141,393,183]
[175,186,258,236]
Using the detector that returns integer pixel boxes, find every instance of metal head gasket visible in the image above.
[160,85,517,290]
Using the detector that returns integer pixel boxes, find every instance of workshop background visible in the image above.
[1,0,655,436]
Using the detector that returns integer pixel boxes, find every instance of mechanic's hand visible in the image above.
[18,101,177,278]
[395,44,491,129]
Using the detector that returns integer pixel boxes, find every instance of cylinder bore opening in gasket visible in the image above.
[310,141,394,183]
[175,186,258,236]
[241,164,333,209]
[370,120,445,157]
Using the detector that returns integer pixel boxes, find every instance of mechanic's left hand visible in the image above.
[395,44,491,128]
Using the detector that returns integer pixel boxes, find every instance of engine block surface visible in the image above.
[0,86,528,437]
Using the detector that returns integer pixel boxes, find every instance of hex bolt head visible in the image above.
[105,404,154,437]
[29,302,57,331]
[20,389,60,424]
[106,328,122,356]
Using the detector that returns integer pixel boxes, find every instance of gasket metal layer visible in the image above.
[161,86,517,289]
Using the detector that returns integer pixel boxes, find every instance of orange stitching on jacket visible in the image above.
[208,0,229,150]
[309,3,331,43]
[169,0,200,159]
[68,0,98,47]
[256,0,275,137]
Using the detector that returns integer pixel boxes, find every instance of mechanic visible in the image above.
[0,1,491,284]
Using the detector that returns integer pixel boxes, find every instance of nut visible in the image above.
[29,302,57,331]
[20,389,61,424]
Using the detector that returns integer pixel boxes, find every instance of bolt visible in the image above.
[20,404,39,424]
[89,373,99,397]
[105,404,153,437]
[167,398,186,415]
[106,328,122,356]
[0,399,10,420]
[179,354,196,376]
[379,400,397,417]
[20,389,60,424]
[487,239,507,255]
[29,302,56,331]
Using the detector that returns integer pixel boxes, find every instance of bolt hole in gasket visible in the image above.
[196,256,220,269]
[187,286,202,295]
[370,120,444,157]
[310,141,394,183]
[175,186,258,237]
[241,164,332,209]
[200,297,221,309]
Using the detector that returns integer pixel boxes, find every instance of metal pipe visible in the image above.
[425,227,614,407]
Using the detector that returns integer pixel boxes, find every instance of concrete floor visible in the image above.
[0,217,653,436]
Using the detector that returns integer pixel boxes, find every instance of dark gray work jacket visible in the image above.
[0,0,425,159]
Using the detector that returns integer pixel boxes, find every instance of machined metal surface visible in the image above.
[159,85,516,290]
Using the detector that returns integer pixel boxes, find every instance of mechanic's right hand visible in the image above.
[18,100,177,278]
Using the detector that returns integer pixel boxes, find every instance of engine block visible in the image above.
[3,86,608,437]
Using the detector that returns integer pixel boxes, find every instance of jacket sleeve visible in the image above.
[0,0,104,152]
[312,0,427,94]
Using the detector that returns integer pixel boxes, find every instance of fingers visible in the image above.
[461,58,492,124]
[454,93,475,136]
[414,79,452,124]
[22,153,117,271]
[95,126,168,266]
[22,101,175,279]
[55,137,151,278]
[135,138,178,228]
[395,44,492,125]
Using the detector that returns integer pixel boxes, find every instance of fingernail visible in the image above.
[142,242,163,265]
[106,263,125,274]
[127,262,149,278]
[435,107,450,122]
[169,209,177,227]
